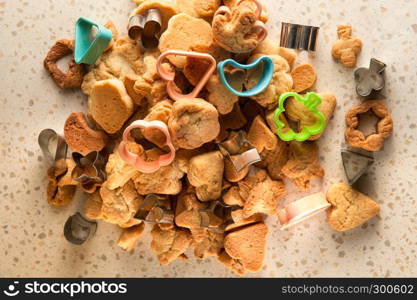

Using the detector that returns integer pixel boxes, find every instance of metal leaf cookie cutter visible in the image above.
[135,194,174,224]
[341,143,374,185]
[354,58,386,97]
[64,212,97,245]
[128,8,162,49]
[280,22,319,51]
[218,131,261,173]
[71,151,106,193]
[38,128,68,165]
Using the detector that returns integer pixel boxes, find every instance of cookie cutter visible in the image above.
[38,129,68,166]
[135,194,174,224]
[156,50,216,101]
[64,212,97,245]
[218,131,261,172]
[71,151,106,193]
[278,192,331,230]
[341,144,374,185]
[74,17,112,64]
[354,58,386,97]
[280,22,319,51]
[217,56,273,97]
[198,200,239,233]
[273,92,326,142]
[128,9,162,49]
[118,120,176,173]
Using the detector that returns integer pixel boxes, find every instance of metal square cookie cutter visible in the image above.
[341,143,375,185]
[280,22,319,51]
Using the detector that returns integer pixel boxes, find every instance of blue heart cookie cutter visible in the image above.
[74,17,112,65]
[217,56,273,97]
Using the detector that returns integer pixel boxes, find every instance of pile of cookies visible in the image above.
[41,0,393,275]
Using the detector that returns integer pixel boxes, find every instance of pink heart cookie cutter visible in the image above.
[118,120,176,173]
[213,0,268,43]
[156,50,216,101]
[278,192,331,230]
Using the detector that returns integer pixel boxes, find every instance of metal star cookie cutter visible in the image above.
[128,9,162,49]
[341,143,375,185]
[64,212,97,245]
[280,22,319,51]
[354,58,386,97]
[218,131,261,173]
[38,129,68,166]
[71,151,106,193]
[135,194,174,224]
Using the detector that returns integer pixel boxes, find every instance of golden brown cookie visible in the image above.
[84,191,103,220]
[142,99,174,148]
[345,100,393,152]
[255,137,289,180]
[252,39,296,66]
[191,227,224,258]
[117,222,145,251]
[246,115,278,153]
[89,79,134,134]
[224,157,250,183]
[103,21,119,52]
[217,250,246,275]
[332,25,362,67]
[291,64,317,93]
[224,209,263,232]
[47,158,77,206]
[223,186,245,207]
[168,98,220,149]
[123,74,145,105]
[327,183,380,231]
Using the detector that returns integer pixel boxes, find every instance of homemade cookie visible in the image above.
[327,183,380,231]
[332,25,362,67]
[291,64,317,93]
[225,209,263,232]
[255,137,288,180]
[142,99,174,148]
[89,78,134,134]
[168,98,220,149]
[47,158,77,206]
[123,74,145,105]
[246,115,278,153]
[117,222,145,251]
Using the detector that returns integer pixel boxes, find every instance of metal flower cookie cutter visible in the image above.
[74,17,112,64]
[341,143,374,186]
[217,56,273,97]
[273,92,326,142]
[156,50,216,101]
[64,212,97,245]
[280,22,319,51]
[118,120,176,173]
[71,151,106,193]
[278,192,331,230]
[135,194,174,224]
[38,128,68,165]
[218,131,261,173]
[354,58,386,97]
[128,8,162,49]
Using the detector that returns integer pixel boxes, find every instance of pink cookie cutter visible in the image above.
[214,0,268,43]
[118,120,176,173]
[278,192,331,230]
[156,50,216,101]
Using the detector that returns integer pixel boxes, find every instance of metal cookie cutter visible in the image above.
[280,22,319,51]
[64,212,97,245]
[74,17,112,64]
[341,143,374,185]
[71,151,106,193]
[198,200,239,233]
[38,128,68,165]
[135,194,174,224]
[354,58,386,97]
[218,131,261,173]
[274,92,326,142]
[128,9,162,49]
[278,192,331,230]
[217,56,273,97]
[156,50,216,101]
[118,120,176,173]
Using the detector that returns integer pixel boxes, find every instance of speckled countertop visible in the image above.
[0,0,416,278]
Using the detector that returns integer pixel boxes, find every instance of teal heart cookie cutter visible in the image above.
[217,56,273,97]
[273,92,326,142]
[74,17,112,65]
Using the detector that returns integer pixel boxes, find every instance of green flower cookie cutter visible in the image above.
[273,92,326,142]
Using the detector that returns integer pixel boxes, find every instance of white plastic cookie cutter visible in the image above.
[278,192,331,230]
[156,50,216,101]
[118,120,176,173]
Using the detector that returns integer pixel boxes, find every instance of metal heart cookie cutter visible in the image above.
[38,128,68,165]
[135,194,174,224]
[341,143,375,185]
[278,192,331,230]
[71,151,106,193]
[156,50,216,101]
[217,56,274,97]
[274,92,326,141]
[218,131,261,173]
[280,22,319,51]
[118,120,176,173]
[64,212,97,245]
[354,58,386,97]
[74,17,112,64]
[128,9,162,49]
